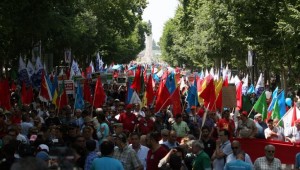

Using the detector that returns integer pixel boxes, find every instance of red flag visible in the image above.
[216,80,228,110]
[170,87,182,116]
[291,103,297,126]
[131,66,141,93]
[84,79,92,104]
[39,71,52,102]
[146,74,154,106]
[93,77,106,108]
[0,80,11,110]
[57,81,68,109]
[21,82,27,104]
[10,81,17,91]
[155,80,171,112]
[27,86,33,104]
[200,79,216,110]
[236,81,243,110]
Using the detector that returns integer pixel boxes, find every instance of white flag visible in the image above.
[255,73,264,95]
[27,60,35,78]
[242,74,249,95]
[130,91,141,104]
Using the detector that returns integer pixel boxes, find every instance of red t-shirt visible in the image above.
[119,112,137,132]
[217,118,235,137]
[138,117,154,135]
[146,146,168,170]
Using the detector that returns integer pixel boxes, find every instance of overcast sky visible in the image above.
[142,0,179,43]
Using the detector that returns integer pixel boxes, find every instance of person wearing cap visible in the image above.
[285,119,300,143]
[254,113,268,139]
[118,104,138,133]
[264,119,284,141]
[237,111,257,138]
[153,112,167,133]
[133,103,145,118]
[217,110,235,138]
[113,133,143,170]
[113,123,124,136]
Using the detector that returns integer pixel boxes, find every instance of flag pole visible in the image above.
[199,103,210,140]
[73,86,78,116]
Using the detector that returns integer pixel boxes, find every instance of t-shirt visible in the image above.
[193,150,211,170]
[218,118,235,137]
[224,160,252,170]
[172,121,190,137]
[119,112,137,133]
[146,146,168,170]
[91,156,124,170]
[238,119,256,138]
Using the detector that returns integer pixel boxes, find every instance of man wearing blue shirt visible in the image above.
[224,150,252,170]
[91,140,123,170]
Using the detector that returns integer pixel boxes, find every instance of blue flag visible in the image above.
[277,90,286,118]
[267,87,278,112]
[75,82,85,109]
[166,72,176,94]
[247,84,255,94]
[126,81,134,104]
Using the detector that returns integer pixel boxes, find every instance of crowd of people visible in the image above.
[0,82,299,170]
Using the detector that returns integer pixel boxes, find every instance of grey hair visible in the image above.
[192,140,204,149]
[187,140,195,148]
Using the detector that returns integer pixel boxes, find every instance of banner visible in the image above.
[235,138,300,164]
[58,80,74,96]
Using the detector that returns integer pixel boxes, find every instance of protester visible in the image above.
[285,119,300,143]
[253,144,282,169]
[172,114,190,139]
[217,110,235,138]
[128,132,149,170]
[264,119,284,141]
[113,133,143,170]
[145,132,168,170]
[224,150,252,170]
[200,126,216,158]
[254,113,268,139]
[191,140,211,170]
[237,111,257,138]
[211,129,232,170]
[91,140,123,170]
[226,140,253,166]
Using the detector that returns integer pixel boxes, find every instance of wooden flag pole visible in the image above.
[199,103,210,140]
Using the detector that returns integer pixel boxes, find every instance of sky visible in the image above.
[142,0,179,43]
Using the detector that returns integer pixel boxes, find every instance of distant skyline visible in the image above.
[142,0,179,43]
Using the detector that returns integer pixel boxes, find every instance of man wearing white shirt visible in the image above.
[129,132,149,170]
[264,119,284,141]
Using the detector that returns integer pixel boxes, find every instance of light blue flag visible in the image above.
[277,90,286,118]
[267,87,278,112]
[75,82,84,109]
[247,84,255,94]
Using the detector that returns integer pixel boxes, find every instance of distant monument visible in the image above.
[141,21,153,64]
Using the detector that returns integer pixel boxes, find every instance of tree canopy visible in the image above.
[0,0,150,72]
[160,0,300,86]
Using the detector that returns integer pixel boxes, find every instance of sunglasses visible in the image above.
[266,150,275,153]
[231,147,239,150]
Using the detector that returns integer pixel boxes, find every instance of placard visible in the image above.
[222,86,237,108]
[58,80,74,96]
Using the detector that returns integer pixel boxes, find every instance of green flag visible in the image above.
[253,91,267,121]
[242,95,253,113]
[271,99,283,126]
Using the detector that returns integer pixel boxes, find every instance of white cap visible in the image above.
[38,144,49,152]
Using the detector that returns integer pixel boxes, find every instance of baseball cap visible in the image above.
[38,144,49,152]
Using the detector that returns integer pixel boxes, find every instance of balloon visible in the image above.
[285,98,292,107]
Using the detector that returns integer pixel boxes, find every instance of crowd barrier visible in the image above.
[234,138,300,165]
